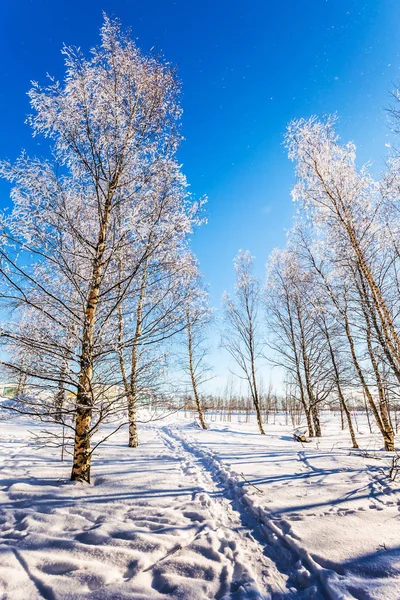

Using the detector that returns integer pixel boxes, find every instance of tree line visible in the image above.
[221,113,400,451]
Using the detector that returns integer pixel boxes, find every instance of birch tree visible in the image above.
[283,118,397,449]
[181,269,212,430]
[117,250,200,446]
[265,248,332,437]
[286,117,400,388]
[222,251,265,434]
[0,16,200,481]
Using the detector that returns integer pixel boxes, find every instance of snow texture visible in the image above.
[0,415,399,599]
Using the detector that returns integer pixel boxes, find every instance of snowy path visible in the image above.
[1,417,400,599]
[0,420,289,599]
[161,426,335,600]
[158,426,283,599]
[173,420,400,600]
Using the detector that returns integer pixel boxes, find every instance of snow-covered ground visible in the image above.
[0,414,399,599]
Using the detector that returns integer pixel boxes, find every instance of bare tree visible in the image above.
[222,251,265,434]
[0,16,200,481]
[286,116,400,387]
[265,247,333,437]
[294,218,395,450]
[181,270,212,430]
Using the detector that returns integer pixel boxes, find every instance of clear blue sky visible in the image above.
[1,1,400,390]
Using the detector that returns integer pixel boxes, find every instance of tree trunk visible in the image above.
[364,390,372,434]
[128,399,139,447]
[16,354,28,396]
[54,382,66,423]
[253,394,265,435]
[324,320,358,448]
[187,310,207,430]
[285,297,313,436]
[311,404,321,437]
[127,262,148,447]
[71,193,113,482]
[250,365,265,435]
[55,292,78,421]
[311,259,388,448]
[365,325,395,451]
[305,407,315,438]
[340,393,358,449]
[356,274,395,451]
[298,311,318,436]
[343,313,390,446]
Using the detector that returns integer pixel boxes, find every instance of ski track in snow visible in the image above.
[158,426,281,599]
[0,422,289,599]
[161,425,341,600]
[161,424,400,600]
[1,418,400,599]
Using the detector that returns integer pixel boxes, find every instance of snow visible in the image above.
[0,414,400,599]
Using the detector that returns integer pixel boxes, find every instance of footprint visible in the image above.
[76,530,109,545]
[42,562,78,575]
[183,511,206,522]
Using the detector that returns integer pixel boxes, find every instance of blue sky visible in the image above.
[1,1,400,390]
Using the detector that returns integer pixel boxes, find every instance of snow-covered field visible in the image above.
[0,414,400,599]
